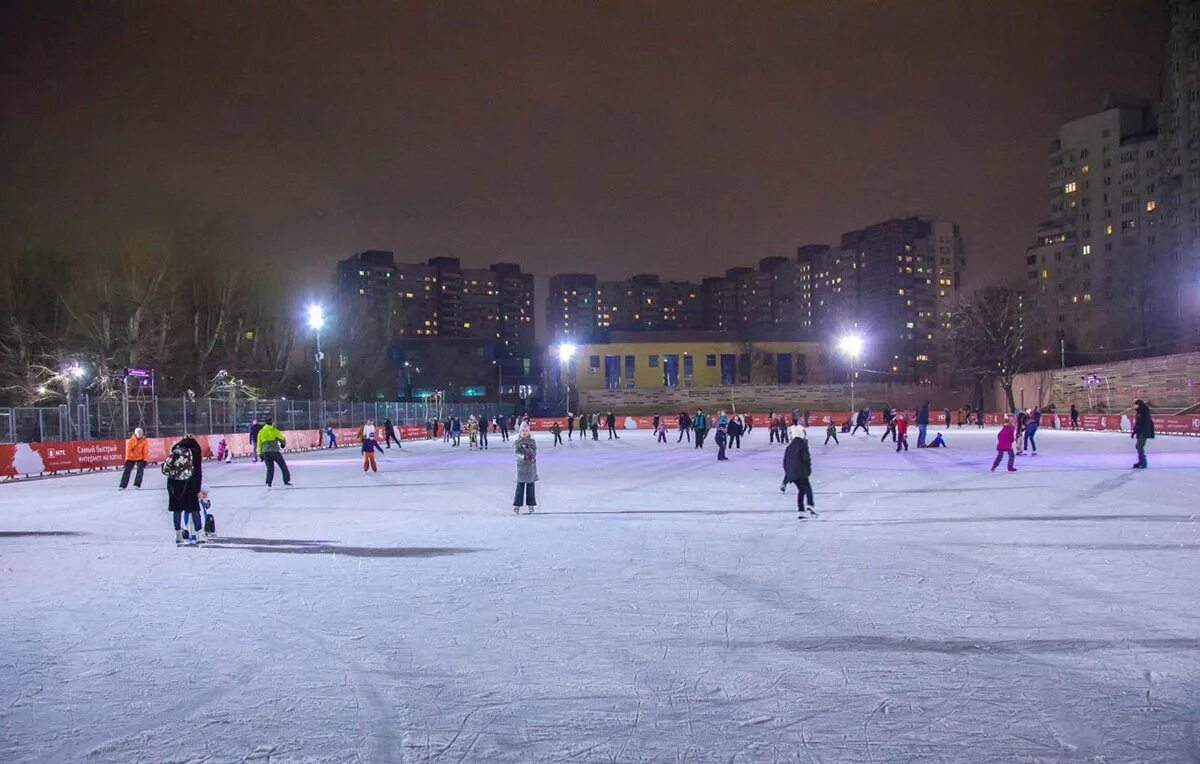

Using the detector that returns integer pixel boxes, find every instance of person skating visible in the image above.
[163,433,205,545]
[677,411,692,443]
[656,418,668,443]
[361,418,377,441]
[851,409,869,436]
[881,407,897,444]
[991,417,1017,472]
[118,427,149,490]
[605,411,619,439]
[257,418,292,486]
[382,418,401,449]
[443,417,453,443]
[362,433,382,472]
[466,415,480,450]
[714,424,729,461]
[976,406,986,428]
[478,415,489,450]
[550,420,563,446]
[1022,406,1040,455]
[916,401,930,447]
[499,415,510,442]
[768,416,779,444]
[651,413,661,434]
[727,416,742,449]
[1132,398,1154,468]
[325,425,337,448]
[1070,404,1080,431]
[513,424,538,514]
[249,418,263,462]
[451,416,462,447]
[927,432,947,448]
[577,412,588,441]
[802,409,811,427]
[894,414,909,452]
[824,422,839,445]
[216,434,230,463]
[943,407,952,428]
[590,413,600,441]
[693,409,709,449]
[782,425,817,517]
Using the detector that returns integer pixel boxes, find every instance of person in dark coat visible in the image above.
[943,407,952,428]
[915,401,931,447]
[651,413,661,433]
[166,434,204,544]
[693,409,709,449]
[499,415,510,442]
[1132,399,1155,468]
[782,425,816,516]
[802,409,811,427]
[1070,404,1080,431]
[714,425,729,461]
[590,413,600,441]
[382,418,401,449]
[578,412,590,441]
[727,417,742,449]
[566,412,574,440]
[881,405,897,443]
[851,409,869,436]
[248,419,263,462]
[677,412,692,443]
[550,420,563,446]
[605,411,619,439]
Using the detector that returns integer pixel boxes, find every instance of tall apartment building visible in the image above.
[1156,0,1200,352]
[548,273,702,341]
[798,217,965,384]
[335,251,534,355]
[1024,100,1159,360]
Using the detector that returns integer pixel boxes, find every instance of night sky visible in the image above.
[1,1,1165,294]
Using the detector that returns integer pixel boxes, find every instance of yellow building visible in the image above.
[559,334,824,391]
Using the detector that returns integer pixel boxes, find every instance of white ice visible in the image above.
[1,426,1198,763]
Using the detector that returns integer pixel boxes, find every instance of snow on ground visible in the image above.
[1,426,1198,763]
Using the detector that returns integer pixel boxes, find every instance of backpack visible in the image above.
[204,511,216,534]
[161,443,195,482]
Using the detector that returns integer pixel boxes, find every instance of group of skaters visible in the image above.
[429,413,527,450]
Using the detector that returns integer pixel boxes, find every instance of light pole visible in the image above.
[556,343,576,416]
[307,305,326,424]
[63,362,86,439]
[837,335,864,413]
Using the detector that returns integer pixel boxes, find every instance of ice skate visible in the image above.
[525,506,535,514]
[174,530,184,546]
[513,506,521,514]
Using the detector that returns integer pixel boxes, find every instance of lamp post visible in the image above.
[63,362,86,439]
[556,343,576,416]
[837,335,864,413]
[307,305,326,424]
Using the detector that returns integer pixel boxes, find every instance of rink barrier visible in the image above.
[2,413,1197,480]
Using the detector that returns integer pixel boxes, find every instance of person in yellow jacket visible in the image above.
[256,418,292,487]
[119,427,149,489]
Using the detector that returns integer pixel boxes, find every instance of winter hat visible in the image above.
[788,425,807,441]
[518,424,531,437]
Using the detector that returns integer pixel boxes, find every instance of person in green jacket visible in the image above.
[256,418,292,487]
[693,409,709,449]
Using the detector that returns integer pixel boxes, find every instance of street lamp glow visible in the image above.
[837,334,864,360]
[306,305,326,330]
[556,343,576,363]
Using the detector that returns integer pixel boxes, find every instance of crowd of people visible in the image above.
[133,395,1160,543]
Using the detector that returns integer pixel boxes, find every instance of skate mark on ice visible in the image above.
[0,531,85,538]
[838,513,1199,526]
[937,541,1200,552]
[711,636,1200,654]
[210,536,338,545]
[532,509,782,517]
[208,541,483,558]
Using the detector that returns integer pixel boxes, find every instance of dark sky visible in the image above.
[1,1,1165,295]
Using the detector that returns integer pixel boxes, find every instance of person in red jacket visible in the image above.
[894,414,909,452]
[991,417,1017,472]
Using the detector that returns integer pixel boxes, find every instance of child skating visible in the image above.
[362,434,382,472]
[824,422,838,445]
[991,417,1017,472]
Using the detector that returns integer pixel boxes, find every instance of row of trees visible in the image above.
[0,245,311,406]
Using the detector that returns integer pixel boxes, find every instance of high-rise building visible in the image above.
[547,274,599,341]
[798,218,964,384]
[1024,100,1158,361]
[1156,0,1200,352]
[335,251,535,353]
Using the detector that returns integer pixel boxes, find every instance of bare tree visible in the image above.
[951,286,1034,412]
[0,250,77,402]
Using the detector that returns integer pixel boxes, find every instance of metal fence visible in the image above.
[0,399,516,443]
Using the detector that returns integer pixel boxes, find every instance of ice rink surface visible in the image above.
[1,425,1198,763]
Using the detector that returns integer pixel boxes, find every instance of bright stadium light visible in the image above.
[557,343,576,363]
[307,304,326,331]
[837,334,864,360]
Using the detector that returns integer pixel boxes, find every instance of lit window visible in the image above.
[1146,200,1157,212]
[1081,244,1091,255]
[1040,269,1049,279]
[1064,182,1077,193]
[1081,165,1089,174]
[1083,293,1092,302]
[1105,224,1113,235]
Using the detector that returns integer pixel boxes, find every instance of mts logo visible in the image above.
[49,449,67,458]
